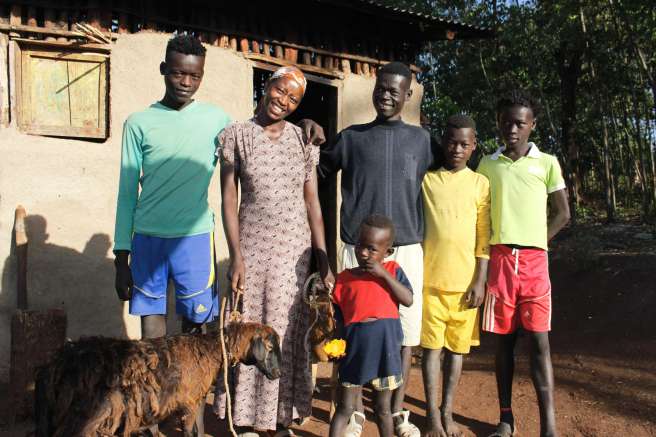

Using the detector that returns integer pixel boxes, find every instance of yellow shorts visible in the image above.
[420,287,480,354]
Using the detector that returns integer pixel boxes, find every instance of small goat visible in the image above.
[35,322,281,437]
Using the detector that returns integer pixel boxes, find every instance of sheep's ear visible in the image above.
[254,335,269,363]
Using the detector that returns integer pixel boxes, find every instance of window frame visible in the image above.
[15,40,109,139]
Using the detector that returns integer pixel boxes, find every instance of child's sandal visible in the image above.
[344,411,365,437]
[392,410,420,437]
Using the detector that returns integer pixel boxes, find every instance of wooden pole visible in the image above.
[0,33,9,127]
[14,206,28,310]
[274,44,283,59]
[26,6,37,27]
[56,9,68,41]
[87,0,101,30]
[10,5,21,26]
[251,39,260,54]
[43,9,57,41]
[239,37,249,53]
[341,58,351,74]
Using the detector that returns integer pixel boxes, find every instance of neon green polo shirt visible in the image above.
[476,143,566,250]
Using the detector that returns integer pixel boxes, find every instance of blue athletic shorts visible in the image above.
[129,232,218,324]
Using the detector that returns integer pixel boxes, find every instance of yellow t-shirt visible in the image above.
[422,167,491,292]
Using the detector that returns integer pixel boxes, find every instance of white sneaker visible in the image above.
[344,411,365,437]
[392,410,420,437]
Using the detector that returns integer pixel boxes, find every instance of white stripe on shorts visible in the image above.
[483,293,495,332]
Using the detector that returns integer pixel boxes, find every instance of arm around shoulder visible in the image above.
[317,130,346,178]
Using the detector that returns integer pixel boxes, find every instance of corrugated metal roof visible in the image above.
[319,0,494,39]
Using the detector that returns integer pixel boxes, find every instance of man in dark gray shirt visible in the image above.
[319,62,432,437]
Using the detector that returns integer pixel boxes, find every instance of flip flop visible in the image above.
[487,422,515,437]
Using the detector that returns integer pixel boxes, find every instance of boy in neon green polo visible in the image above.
[477,90,570,437]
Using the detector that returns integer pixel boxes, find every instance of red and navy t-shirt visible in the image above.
[332,260,413,385]
[332,260,413,327]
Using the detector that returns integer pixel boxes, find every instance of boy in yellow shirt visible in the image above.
[420,114,490,437]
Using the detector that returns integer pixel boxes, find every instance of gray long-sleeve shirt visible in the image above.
[318,118,433,246]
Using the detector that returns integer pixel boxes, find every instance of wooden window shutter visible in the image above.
[16,43,109,139]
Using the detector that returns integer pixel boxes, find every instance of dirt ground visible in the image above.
[2,223,655,436]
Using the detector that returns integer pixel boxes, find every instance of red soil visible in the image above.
[3,224,655,437]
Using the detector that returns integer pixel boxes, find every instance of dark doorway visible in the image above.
[253,68,339,272]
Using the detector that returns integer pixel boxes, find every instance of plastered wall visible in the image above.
[0,32,253,381]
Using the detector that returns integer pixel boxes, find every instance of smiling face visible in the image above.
[354,225,393,267]
[160,51,204,107]
[442,127,477,171]
[372,73,412,121]
[497,104,536,150]
[260,76,304,122]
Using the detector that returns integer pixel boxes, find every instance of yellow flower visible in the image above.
[323,339,347,359]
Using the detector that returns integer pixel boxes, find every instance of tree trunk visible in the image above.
[580,6,615,221]
[557,40,584,217]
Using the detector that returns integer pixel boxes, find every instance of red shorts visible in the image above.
[482,245,551,334]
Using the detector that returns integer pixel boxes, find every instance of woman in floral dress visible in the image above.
[217,66,334,436]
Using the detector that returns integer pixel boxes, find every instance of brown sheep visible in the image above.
[34,322,281,437]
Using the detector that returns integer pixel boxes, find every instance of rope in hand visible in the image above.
[219,288,243,437]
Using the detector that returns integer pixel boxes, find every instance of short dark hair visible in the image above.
[496,89,540,118]
[166,34,206,58]
[360,214,395,243]
[377,62,412,82]
[445,114,476,132]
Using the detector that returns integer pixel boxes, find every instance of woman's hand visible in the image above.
[315,249,335,291]
[321,266,335,292]
[228,256,246,294]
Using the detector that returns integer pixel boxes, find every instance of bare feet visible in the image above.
[424,414,448,437]
[441,411,463,437]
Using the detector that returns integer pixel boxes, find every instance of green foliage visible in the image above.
[388,0,656,221]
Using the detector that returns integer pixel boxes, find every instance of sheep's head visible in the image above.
[227,322,282,380]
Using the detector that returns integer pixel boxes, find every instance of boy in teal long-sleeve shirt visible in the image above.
[114,35,229,337]
[113,34,228,437]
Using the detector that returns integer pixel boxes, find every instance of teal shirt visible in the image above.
[114,101,231,251]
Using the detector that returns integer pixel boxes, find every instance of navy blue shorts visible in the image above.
[129,232,218,323]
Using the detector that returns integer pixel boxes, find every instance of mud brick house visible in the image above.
[0,0,491,381]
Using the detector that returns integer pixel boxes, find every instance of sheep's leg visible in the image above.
[181,318,206,437]
[141,315,167,437]
[181,405,202,437]
[193,401,205,437]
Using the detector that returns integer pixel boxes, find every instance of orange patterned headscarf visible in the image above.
[270,66,307,95]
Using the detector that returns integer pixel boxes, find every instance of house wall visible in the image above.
[0,30,426,382]
[0,32,253,381]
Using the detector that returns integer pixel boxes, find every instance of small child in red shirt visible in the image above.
[330,214,413,437]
